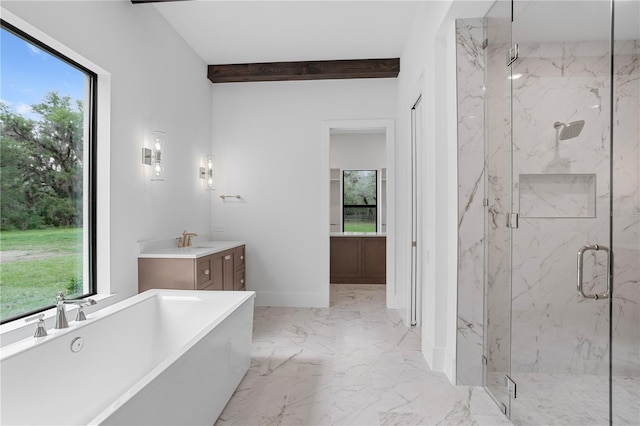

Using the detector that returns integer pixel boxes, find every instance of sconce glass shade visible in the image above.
[150,131,165,181]
[206,155,214,190]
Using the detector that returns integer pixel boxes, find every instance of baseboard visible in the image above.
[422,336,445,371]
[444,348,456,384]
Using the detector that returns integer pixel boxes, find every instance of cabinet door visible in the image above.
[330,237,361,279]
[211,253,224,291]
[196,256,214,289]
[362,237,386,282]
[222,250,235,291]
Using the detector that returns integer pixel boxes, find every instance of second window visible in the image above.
[343,170,377,233]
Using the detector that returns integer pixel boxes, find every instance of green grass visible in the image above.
[1,227,82,253]
[344,221,377,233]
[0,227,83,321]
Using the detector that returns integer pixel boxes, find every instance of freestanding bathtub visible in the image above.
[0,289,255,425]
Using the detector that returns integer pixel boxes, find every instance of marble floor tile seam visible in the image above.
[216,285,511,426]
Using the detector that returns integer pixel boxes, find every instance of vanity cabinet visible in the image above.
[330,237,386,284]
[138,245,246,293]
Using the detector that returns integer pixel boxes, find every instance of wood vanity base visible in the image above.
[330,237,386,284]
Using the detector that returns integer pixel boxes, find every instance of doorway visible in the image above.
[322,119,395,308]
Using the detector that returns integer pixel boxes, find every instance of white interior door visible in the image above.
[411,96,423,326]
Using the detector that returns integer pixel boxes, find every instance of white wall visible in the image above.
[395,0,453,377]
[1,1,212,342]
[0,0,498,386]
[329,131,388,236]
[210,79,397,307]
[396,0,494,381]
[330,132,386,170]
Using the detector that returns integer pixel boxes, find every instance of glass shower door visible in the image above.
[611,1,640,423]
[509,1,613,424]
[483,0,513,416]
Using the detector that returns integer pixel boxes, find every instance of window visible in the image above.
[343,170,377,232]
[0,21,97,323]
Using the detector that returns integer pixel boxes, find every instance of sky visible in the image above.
[1,26,86,118]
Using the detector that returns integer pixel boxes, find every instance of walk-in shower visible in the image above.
[457,0,639,424]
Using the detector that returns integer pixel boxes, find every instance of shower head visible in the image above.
[553,120,585,140]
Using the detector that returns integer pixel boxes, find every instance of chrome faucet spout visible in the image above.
[56,293,97,327]
[55,292,69,329]
[64,298,97,306]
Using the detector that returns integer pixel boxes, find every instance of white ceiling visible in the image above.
[151,1,421,64]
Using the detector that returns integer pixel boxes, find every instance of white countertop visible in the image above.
[138,240,245,259]
[330,232,386,238]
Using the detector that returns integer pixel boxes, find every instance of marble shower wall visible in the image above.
[456,13,639,391]
[509,39,613,376]
[456,18,485,386]
[508,39,639,378]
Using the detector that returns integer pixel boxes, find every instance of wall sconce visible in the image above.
[142,130,166,181]
[199,155,214,190]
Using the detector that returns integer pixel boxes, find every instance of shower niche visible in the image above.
[518,173,596,218]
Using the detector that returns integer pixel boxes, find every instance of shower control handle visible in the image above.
[577,244,610,300]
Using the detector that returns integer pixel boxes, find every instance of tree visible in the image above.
[0,92,84,230]
[343,170,377,206]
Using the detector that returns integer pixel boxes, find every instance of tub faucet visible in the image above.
[177,230,197,247]
[25,313,47,338]
[55,292,69,329]
[55,292,97,328]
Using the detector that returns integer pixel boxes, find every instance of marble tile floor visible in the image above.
[215,284,512,426]
[506,373,640,426]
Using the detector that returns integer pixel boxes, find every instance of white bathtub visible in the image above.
[0,289,255,425]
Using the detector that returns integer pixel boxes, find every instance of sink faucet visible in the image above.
[55,292,97,329]
[177,230,197,247]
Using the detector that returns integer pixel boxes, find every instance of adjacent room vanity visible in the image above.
[138,241,245,293]
[330,233,386,284]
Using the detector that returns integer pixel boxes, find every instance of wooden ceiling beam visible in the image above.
[207,58,400,84]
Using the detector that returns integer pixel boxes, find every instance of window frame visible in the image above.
[0,20,98,324]
[342,169,378,233]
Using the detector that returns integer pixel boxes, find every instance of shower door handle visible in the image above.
[577,244,610,300]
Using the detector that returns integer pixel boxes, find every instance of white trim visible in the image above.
[0,9,113,338]
[444,348,457,384]
[0,9,108,77]
[421,334,449,374]
[322,119,396,309]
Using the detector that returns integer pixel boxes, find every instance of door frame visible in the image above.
[321,119,396,308]
[411,95,424,326]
